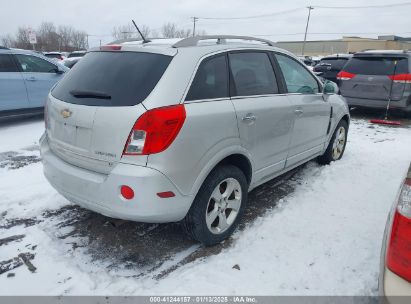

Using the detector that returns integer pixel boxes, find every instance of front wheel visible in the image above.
[317,120,348,165]
[182,165,248,246]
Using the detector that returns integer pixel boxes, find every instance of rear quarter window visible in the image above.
[52,51,172,106]
[344,57,409,75]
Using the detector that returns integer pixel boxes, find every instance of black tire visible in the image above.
[182,165,248,246]
[317,119,348,165]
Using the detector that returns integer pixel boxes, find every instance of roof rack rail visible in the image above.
[173,35,276,48]
[0,46,9,50]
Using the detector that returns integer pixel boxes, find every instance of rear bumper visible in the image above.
[40,134,193,223]
[345,97,411,112]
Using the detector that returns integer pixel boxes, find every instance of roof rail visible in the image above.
[172,35,276,48]
[0,46,9,50]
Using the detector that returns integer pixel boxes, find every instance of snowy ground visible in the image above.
[0,115,411,295]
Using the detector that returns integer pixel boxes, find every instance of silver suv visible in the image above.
[40,35,350,245]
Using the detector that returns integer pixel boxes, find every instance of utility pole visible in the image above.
[302,6,314,56]
[191,17,198,37]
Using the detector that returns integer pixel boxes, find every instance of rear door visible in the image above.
[274,53,331,167]
[47,51,172,173]
[0,54,29,111]
[229,51,295,181]
[14,54,64,108]
[340,56,409,101]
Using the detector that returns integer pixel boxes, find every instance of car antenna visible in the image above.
[132,20,151,44]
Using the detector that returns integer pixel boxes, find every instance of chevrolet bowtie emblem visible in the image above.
[61,109,72,118]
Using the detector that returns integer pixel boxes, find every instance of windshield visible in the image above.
[52,51,172,106]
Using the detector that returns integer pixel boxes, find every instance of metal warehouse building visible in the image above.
[275,35,411,56]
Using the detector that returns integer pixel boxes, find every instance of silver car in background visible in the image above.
[40,35,350,245]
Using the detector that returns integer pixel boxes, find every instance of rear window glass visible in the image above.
[319,58,349,69]
[344,57,409,75]
[45,54,61,58]
[52,51,172,106]
[68,52,86,58]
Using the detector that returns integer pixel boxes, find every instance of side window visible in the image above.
[0,54,19,72]
[185,55,228,101]
[229,52,278,97]
[275,54,320,94]
[15,54,57,73]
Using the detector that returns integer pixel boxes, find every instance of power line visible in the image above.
[313,2,411,9]
[197,2,411,21]
[198,8,303,20]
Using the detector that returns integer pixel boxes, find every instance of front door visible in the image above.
[274,53,331,166]
[229,51,295,183]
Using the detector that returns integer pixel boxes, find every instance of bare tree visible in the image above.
[161,23,192,38]
[0,34,14,47]
[14,26,31,49]
[112,24,135,40]
[112,23,152,40]
[58,25,74,50]
[71,30,88,50]
[37,22,59,51]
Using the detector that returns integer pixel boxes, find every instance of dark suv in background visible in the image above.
[313,54,352,83]
[338,50,411,113]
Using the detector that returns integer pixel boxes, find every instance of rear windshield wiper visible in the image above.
[70,90,111,99]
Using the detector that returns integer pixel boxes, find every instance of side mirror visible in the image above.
[54,65,65,74]
[323,80,339,95]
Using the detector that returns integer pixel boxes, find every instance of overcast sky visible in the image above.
[1,0,410,47]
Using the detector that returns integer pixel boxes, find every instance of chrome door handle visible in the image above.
[242,114,256,123]
[26,77,36,81]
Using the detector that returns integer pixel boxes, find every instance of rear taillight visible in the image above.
[387,178,411,282]
[337,71,356,81]
[123,104,186,156]
[389,73,411,84]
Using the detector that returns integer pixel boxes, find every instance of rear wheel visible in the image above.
[182,165,248,246]
[318,120,348,165]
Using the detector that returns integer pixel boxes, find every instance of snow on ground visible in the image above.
[0,118,44,152]
[0,117,411,295]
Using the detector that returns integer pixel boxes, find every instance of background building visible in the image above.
[275,35,411,56]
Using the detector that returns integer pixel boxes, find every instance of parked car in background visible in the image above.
[298,55,314,67]
[44,52,65,61]
[313,54,352,83]
[61,57,82,68]
[0,47,68,118]
[338,50,411,113]
[67,50,87,58]
[40,35,349,246]
[379,163,411,297]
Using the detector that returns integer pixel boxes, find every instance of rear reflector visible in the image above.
[389,73,411,84]
[100,45,122,51]
[337,71,356,81]
[123,104,186,156]
[120,185,134,200]
[387,178,411,282]
[157,191,175,198]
